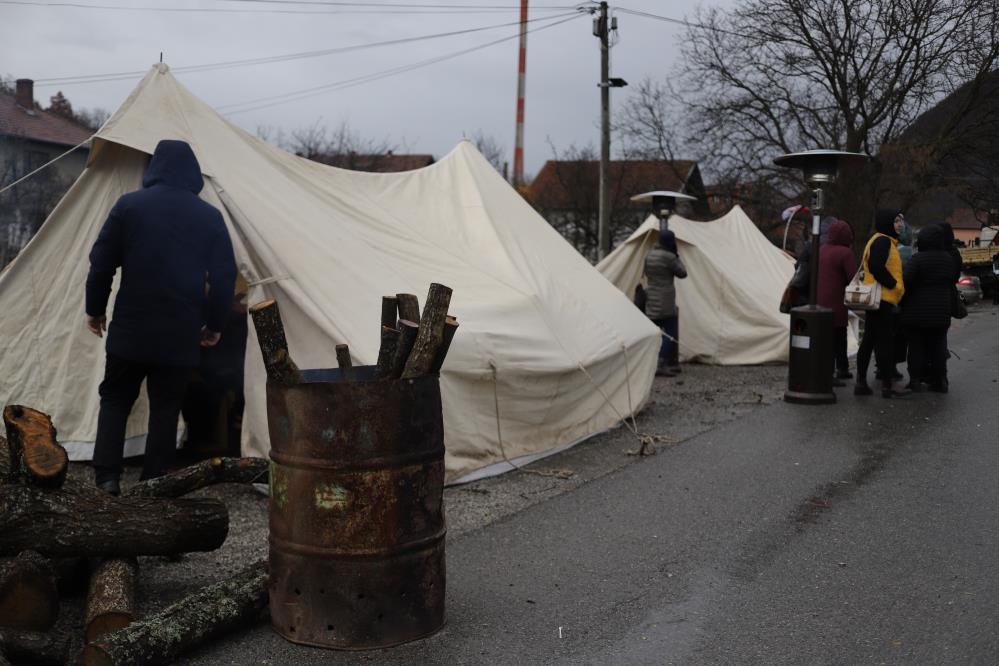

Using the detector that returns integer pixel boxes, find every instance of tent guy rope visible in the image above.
[0,135,93,196]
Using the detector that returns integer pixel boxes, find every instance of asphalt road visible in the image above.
[195,308,999,665]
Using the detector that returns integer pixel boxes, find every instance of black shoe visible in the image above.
[854,384,873,396]
[929,381,949,393]
[96,479,121,497]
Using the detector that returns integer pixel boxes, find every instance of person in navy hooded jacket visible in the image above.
[85,139,237,495]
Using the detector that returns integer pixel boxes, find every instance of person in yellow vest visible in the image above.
[855,210,910,398]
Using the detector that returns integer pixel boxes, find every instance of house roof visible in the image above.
[310,152,435,173]
[0,90,92,148]
[528,159,696,210]
[947,207,987,230]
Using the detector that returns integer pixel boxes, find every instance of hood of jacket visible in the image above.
[874,209,899,238]
[142,140,204,193]
[658,228,678,254]
[938,222,956,247]
[825,219,853,248]
[916,224,945,251]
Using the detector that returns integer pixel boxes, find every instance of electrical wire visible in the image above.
[33,11,579,87]
[220,11,583,115]
[220,0,577,7]
[1,0,573,14]
[615,6,754,40]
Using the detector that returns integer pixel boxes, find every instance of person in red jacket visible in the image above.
[816,218,857,386]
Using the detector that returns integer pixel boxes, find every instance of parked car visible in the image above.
[957,274,983,304]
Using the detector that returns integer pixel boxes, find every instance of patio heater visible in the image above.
[630,190,697,373]
[773,150,869,404]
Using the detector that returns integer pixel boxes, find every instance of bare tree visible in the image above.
[75,107,111,132]
[470,130,506,177]
[676,0,999,241]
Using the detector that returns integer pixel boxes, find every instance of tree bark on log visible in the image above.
[389,319,420,379]
[430,316,459,375]
[0,551,58,631]
[402,283,453,379]
[0,482,228,558]
[85,558,138,644]
[124,457,269,499]
[396,293,421,323]
[82,560,268,666]
[374,325,400,379]
[335,344,355,381]
[3,406,67,487]
[249,299,303,385]
[0,628,70,666]
[380,295,398,329]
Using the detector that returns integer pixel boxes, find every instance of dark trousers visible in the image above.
[856,302,895,386]
[654,314,679,365]
[906,326,949,386]
[833,326,848,375]
[93,353,190,485]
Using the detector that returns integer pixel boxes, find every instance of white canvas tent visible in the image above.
[598,206,796,365]
[0,64,660,483]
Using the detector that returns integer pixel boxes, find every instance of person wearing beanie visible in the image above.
[817,219,856,383]
[644,228,687,377]
[855,209,909,398]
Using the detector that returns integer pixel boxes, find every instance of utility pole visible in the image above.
[596,1,611,260]
[512,0,528,186]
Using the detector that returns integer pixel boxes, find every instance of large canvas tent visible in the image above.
[598,206,795,365]
[0,64,660,483]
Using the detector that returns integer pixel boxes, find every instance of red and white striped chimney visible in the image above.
[512,0,528,186]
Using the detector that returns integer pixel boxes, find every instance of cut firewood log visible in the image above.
[335,344,355,381]
[85,558,138,644]
[389,319,419,379]
[0,551,58,631]
[0,628,70,666]
[430,315,459,375]
[0,480,228,558]
[249,299,303,385]
[81,560,268,666]
[2,406,67,487]
[124,457,269,499]
[396,293,421,323]
[381,295,398,329]
[374,325,400,379]
[402,283,453,379]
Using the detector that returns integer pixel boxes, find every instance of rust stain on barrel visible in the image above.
[267,368,446,650]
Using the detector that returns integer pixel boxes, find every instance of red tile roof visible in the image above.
[947,207,987,230]
[528,159,696,210]
[311,152,435,172]
[0,90,93,147]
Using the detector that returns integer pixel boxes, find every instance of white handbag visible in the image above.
[843,265,882,311]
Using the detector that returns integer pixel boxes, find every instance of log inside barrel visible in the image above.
[374,325,400,379]
[335,344,355,382]
[3,406,67,487]
[0,550,58,631]
[396,293,421,324]
[381,296,398,329]
[402,283,453,379]
[81,560,269,666]
[389,320,419,379]
[429,315,459,376]
[85,558,138,644]
[0,481,229,558]
[249,300,303,385]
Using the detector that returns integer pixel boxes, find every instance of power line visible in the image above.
[220,0,578,7]
[615,6,753,40]
[1,0,575,14]
[220,12,584,115]
[34,12,576,87]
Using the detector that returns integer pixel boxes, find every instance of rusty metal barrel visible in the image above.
[267,365,446,650]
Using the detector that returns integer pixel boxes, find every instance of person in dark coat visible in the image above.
[817,218,856,383]
[901,225,955,392]
[855,209,909,398]
[85,139,237,494]
[644,229,687,377]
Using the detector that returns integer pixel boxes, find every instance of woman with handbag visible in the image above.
[644,229,687,377]
[855,210,909,398]
[901,225,958,392]
[817,218,856,384]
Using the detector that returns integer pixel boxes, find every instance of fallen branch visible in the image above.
[85,558,138,643]
[0,551,58,630]
[125,457,268,499]
[3,406,67,487]
[82,560,268,666]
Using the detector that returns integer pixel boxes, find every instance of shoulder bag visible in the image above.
[844,266,882,311]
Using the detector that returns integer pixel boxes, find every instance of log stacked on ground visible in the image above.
[0,551,58,630]
[3,406,67,487]
[0,628,70,666]
[125,457,269,499]
[85,558,138,643]
[82,560,269,666]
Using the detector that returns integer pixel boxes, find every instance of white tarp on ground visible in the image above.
[0,64,660,483]
[598,206,796,365]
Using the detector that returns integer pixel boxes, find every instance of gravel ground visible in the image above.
[53,361,787,661]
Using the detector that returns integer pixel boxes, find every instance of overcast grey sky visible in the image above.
[2,0,730,177]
